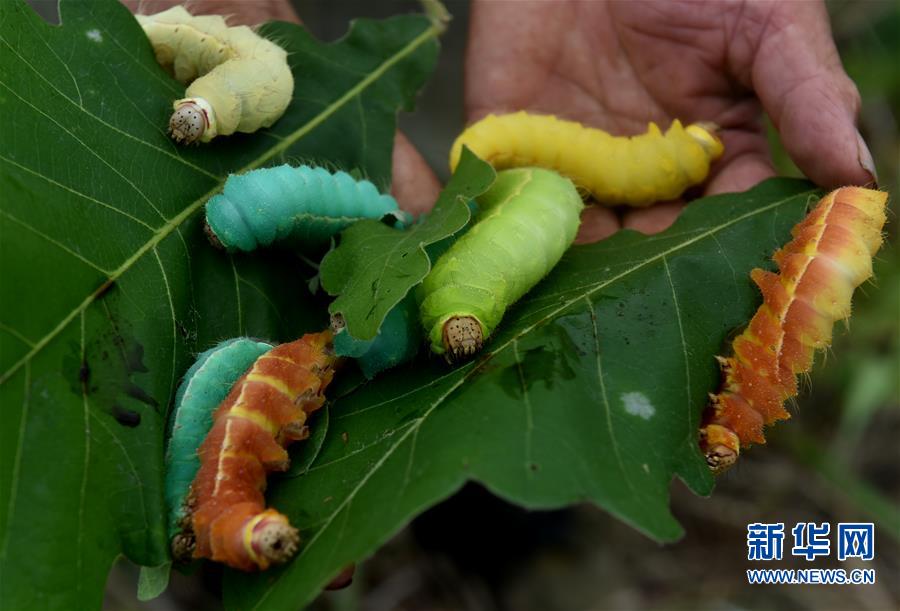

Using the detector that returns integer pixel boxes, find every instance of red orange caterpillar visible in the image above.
[136,7,293,144]
[176,332,338,571]
[699,187,888,473]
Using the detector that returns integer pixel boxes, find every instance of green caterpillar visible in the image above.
[418,168,583,360]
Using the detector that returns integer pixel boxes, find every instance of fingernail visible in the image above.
[856,129,878,187]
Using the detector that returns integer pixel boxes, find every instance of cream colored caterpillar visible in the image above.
[136,6,293,144]
[450,112,724,207]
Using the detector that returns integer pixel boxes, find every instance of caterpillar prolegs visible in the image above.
[450,112,723,207]
[136,6,293,144]
[699,187,888,473]
[419,168,583,360]
[173,332,338,571]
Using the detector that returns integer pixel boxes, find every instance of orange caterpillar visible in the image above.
[700,187,888,473]
[185,332,338,571]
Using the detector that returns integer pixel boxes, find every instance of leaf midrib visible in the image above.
[250,189,817,610]
[0,20,442,386]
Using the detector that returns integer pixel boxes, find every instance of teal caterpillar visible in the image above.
[165,338,273,553]
[419,168,583,360]
[205,164,408,253]
[332,293,421,379]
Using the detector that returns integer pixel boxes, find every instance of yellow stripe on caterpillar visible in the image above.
[136,6,293,144]
[449,112,724,207]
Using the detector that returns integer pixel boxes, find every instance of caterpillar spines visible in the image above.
[165,338,275,555]
[450,112,723,207]
[179,332,338,571]
[699,187,888,472]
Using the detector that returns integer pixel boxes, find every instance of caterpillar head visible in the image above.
[686,122,724,161]
[169,100,210,145]
[700,423,740,474]
[442,316,483,362]
[247,511,300,569]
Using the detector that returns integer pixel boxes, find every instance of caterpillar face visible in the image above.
[700,424,739,474]
[441,315,483,362]
[169,100,210,145]
[244,510,300,569]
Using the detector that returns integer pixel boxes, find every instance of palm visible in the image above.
[465,0,871,239]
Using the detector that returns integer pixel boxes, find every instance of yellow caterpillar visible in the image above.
[136,6,293,144]
[449,112,724,207]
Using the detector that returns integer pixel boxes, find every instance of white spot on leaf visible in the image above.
[86,29,103,43]
[621,392,655,420]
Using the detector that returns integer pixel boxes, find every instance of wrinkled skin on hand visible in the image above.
[466,0,876,241]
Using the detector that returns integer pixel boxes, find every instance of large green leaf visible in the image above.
[225,179,820,610]
[0,0,440,608]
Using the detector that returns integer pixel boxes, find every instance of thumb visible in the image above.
[748,2,876,188]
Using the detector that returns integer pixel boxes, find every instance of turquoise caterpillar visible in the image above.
[205,164,408,253]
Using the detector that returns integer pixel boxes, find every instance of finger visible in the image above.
[574,206,621,244]
[704,128,775,195]
[391,132,441,216]
[621,201,685,235]
[465,0,567,121]
[746,2,875,187]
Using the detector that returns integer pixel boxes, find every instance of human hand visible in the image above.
[465,0,876,241]
[124,0,440,215]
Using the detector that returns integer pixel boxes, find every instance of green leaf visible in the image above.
[321,148,495,340]
[0,0,440,608]
[136,563,170,602]
[224,179,821,610]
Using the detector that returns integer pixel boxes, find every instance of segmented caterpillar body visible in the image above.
[450,112,723,207]
[205,164,407,252]
[418,168,583,360]
[332,293,421,378]
[699,187,888,472]
[188,332,338,571]
[136,6,293,144]
[166,338,274,546]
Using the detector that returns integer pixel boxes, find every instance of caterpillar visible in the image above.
[205,164,408,252]
[699,187,888,473]
[449,112,723,207]
[187,332,338,571]
[332,292,421,379]
[136,6,293,144]
[418,168,583,360]
[166,338,275,555]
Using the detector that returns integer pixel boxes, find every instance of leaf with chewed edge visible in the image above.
[0,0,441,608]
[226,179,822,610]
[321,148,495,341]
